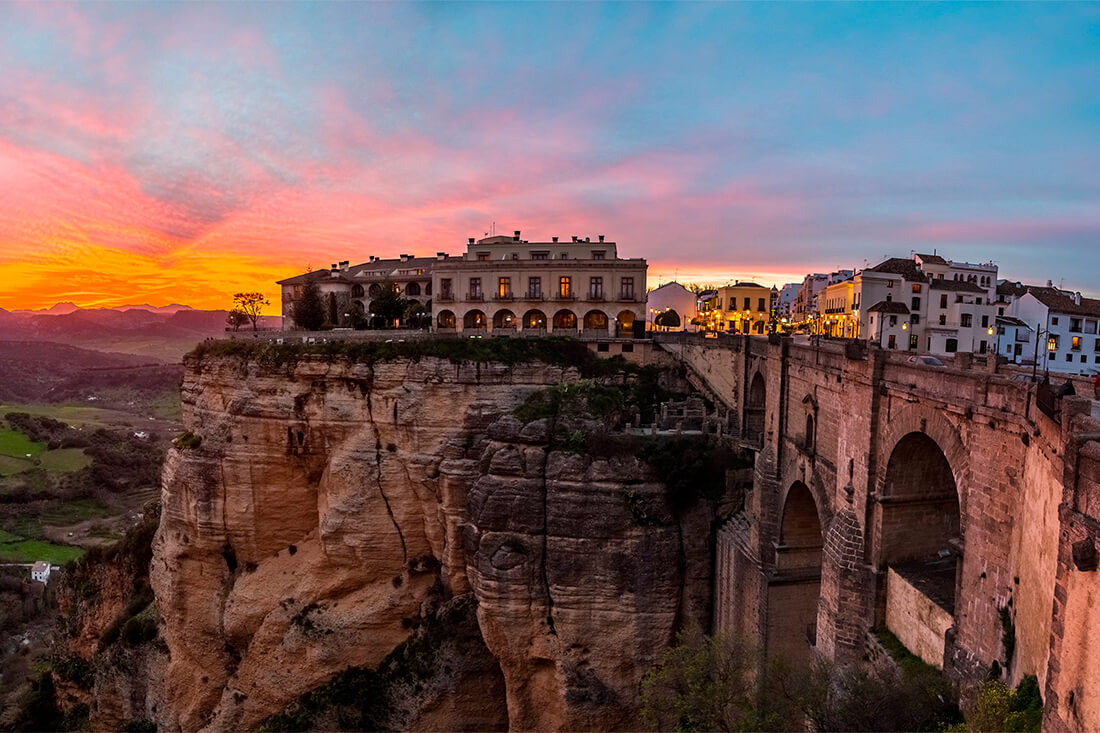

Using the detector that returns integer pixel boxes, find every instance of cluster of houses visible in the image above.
[277,235,1098,377]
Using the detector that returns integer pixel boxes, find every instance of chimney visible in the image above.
[571,236,578,243]
[330,263,339,278]
[339,260,349,271]
[468,237,475,244]
[513,230,521,242]
[1047,279,1053,288]
[436,252,447,261]
[400,253,410,262]
[552,236,558,243]
[369,255,379,263]
[598,234,604,242]
[1075,292,1082,305]
[585,237,590,242]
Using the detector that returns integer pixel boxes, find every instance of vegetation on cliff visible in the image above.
[189,335,643,377]
[642,627,963,732]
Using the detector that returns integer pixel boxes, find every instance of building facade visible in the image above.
[646,282,698,331]
[709,282,773,334]
[430,231,647,337]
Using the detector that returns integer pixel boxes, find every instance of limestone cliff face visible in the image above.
[152,353,720,731]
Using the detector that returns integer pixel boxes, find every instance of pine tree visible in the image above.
[292,280,325,331]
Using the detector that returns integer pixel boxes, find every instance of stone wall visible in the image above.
[664,334,1096,732]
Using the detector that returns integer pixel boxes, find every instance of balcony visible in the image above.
[588,293,605,301]
[492,293,514,301]
[466,293,484,302]
[555,293,577,301]
[619,294,637,302]
[436,294,454,303]
[525,292,544,300]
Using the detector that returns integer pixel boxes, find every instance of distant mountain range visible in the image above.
[0,303,281,362]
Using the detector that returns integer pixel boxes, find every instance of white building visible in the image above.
[31,561,51,584]
[645,282,698,331]
[1010,286,1100,376]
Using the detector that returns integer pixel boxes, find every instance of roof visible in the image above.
[866,300,911,314]
[1024,287,1100,318]
[929,279,986,294]
[277,256,440,286]
[996,316,1030,328]
[914,253,948,265]
[865,257,927,282]
[31,561,49,572]
[997,281,1027,298]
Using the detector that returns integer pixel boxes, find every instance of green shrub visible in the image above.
[174,430,202,450]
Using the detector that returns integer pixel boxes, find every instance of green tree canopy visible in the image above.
[654,309,681,329]
[371,279,407,324]
[291,281,325,331]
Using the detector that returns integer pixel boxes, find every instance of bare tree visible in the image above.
[232,292,270,331]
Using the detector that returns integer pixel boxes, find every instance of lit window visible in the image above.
[559,276,572,298]
[498,277,510,297]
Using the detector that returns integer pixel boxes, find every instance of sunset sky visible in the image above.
[1,2,1098,311]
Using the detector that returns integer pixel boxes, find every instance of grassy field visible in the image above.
[0,402,180,430]
[0,455,35,477]
[38,448,93,473]
[40,498,115,525]
[0,536,83,564]
[0,427,46,458]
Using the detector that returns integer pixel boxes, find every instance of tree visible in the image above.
[640,627,774,732]
[291,280,325,331]
[232,292,270,331]
[226,309,249,331]
[654,309,681,330]
[370,278,407,327]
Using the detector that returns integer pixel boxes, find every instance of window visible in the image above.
[1082,355,1087,363]
[1066,354,1073,362]
[1087,320,1098,334]
[979,340,987,354]
[998,307,1004,316]
[469,278,482,298]
[887,281,894,288]
[912,284,922,293]
[743,297,751,310]
[477,252,489,261]
[758,298,766,311]
[888,334,896,349]
[910,334,918,350]
[1049,336,1059,350]
[886,294,893,302]
[440,278,453,298]
[621,278,634,300]
[498,277,510,298]
[946,338,958,353]
[1071,318,1083,333]
[1072,336,1082,351]
[590,277,603,299]
[560,253,568,259]
[912,297,921,311]
[597,342,609,352]
[961,313,972,327]
[531,252,548,260]
[981,314,988,328]
[912,315,921,325]
[939,314,947,325]
[1095,338,1100,352]
[511,253,519,261]
[528,277,542,298]
[559,276,572,298]
[622,342,634,353]
[940,294,948,309]
[1052,317,1059,325]
[956,295,963,304]
[889,315,897,326]
[592,251,605,260]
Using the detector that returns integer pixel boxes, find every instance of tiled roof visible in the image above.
[914,253,947,265]
[1025,287,1100,317]
[996,315,1030,328]
[277,257,439,286]
[866,300,910,314]
[929,279,986,294]
[865,257,927,282]
[996,281,1027,298]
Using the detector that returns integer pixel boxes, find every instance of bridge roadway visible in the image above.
[653,332,1100,733]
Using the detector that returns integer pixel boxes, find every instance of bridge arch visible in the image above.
[745,371,766,445]
[770,480,825,665]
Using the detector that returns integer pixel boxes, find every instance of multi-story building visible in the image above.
[1006,285,1100,376]
[775,283,800,322]
[710,282,773,334]
[279,255,436,329]
[431,231,647,337]
[813,254,999,356]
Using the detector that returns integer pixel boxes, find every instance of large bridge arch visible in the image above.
[768,480,826,666]
[745,371,766,445]
[872,409,967,669]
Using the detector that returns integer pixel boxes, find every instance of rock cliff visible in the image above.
[151,346,728,731]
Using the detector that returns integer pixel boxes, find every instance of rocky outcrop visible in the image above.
[151,351,728,731]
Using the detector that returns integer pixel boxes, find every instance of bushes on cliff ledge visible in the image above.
[189,336,639,377]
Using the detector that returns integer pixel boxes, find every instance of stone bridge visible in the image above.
[654,333,1100,732]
